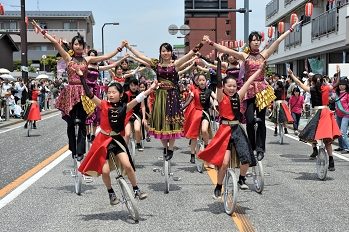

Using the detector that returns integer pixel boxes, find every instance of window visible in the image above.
[225,20,230,24]
[39,23,47,29]
[34,46,47,51]
[225,30,230,35]
[3,22,16,29]
[63,22,77,29]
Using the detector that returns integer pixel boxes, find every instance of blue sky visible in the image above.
[3,0,271,58]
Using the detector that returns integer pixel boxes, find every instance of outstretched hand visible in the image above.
[31,20,42,33]
[287,68,293,76]
[150,80,159,90]
[291,15,302,28]
[203,35,210,43]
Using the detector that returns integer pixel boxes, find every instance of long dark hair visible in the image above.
[312,74,324,93]
[291,87,301,96]
[159,43,177,62]
[248,31,262,44]
[71,32,85,50]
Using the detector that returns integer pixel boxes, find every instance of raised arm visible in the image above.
[203,35,245,61]
[128,55,151,68]
[125,41,152,65]
[287,68,310,93]
[32,20,71,64]
[178,62,195,75]
[196,65,210,73]
[126,81,158,113]
[86,40,126,64]
[263,17,301,59]
[175,38,207,69]
[178,57,196,70]
[216,58,224,103]
[238,61,265,99]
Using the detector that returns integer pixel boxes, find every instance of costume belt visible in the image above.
[100,129,127,154]
[100,129,120,136]
[275,100,284,104]
[314,106,328,110]
[28,100,37,103]
[158,78,176,90]
[221,120,239,125]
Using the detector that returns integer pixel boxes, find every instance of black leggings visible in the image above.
[66,102,87,156]
[245,97,266,153]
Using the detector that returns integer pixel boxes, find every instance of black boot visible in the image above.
[90,135,95,142]
[33,121,37,129]
[309,146,318,160]
[86,134,91,141]
[190,154,195,163]
[24,122,28,129]
[328,156,335,171]
[274,127,277,136]
[284,127,288,134]
[165,149,173,161]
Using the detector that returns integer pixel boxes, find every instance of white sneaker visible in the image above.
[294,130,299,136]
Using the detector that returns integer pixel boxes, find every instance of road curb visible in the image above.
[0,109,59,129]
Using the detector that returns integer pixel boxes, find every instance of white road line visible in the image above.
[0,113,60,134]
[0,150,71,210]
[265,124,349,162]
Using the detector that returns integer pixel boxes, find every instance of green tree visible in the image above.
[140,68,155,80]
[40,55,57,75]
[13,59,33,71]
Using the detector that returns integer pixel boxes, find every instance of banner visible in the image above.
[56,58,66,78]
[308,58,324,75]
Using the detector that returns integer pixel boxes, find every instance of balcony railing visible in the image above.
[285,29,302,48]
[2,29,86,33]
[311,8,337,40]
[266,0,279,19]
[284,0,294,6]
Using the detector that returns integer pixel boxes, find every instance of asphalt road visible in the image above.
[0,114,349,231]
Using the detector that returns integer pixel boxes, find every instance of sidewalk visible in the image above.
[0,109,59,129]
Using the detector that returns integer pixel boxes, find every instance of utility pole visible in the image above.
[20,0,28,83]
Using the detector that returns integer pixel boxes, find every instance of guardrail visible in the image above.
[266,0,279,19]
[311,8,337,40]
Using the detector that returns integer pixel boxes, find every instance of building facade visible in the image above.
[183,0,237,58]
[0,11,95,71]
[265,0,349,77]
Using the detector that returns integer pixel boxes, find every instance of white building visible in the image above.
[265,0,349,77]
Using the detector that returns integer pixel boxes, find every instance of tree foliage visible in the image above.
[13,59,33,71]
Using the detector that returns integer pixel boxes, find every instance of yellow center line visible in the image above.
[205,166,256,232]
[0,145,69,198]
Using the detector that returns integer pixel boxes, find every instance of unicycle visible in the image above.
[223,147,239,215]
[128,128,136,164]
[109,150,139,222]
[316,139,328,180]
[195,128,205,173]
[250,118,265,193]
[278,122,284,145]
[27,120,33,137]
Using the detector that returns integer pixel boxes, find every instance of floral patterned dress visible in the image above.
[148,59,185,139]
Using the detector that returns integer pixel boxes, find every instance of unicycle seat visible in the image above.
[74,118,81,125]
[253,118,262,124]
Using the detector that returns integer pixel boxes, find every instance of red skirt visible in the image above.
[197,124,231,166]
[299,108,341,143]
[184,107,202,139]
[27,103,41,121]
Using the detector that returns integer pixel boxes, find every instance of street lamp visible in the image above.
[101,22,119,81]
[101,22,119,55]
